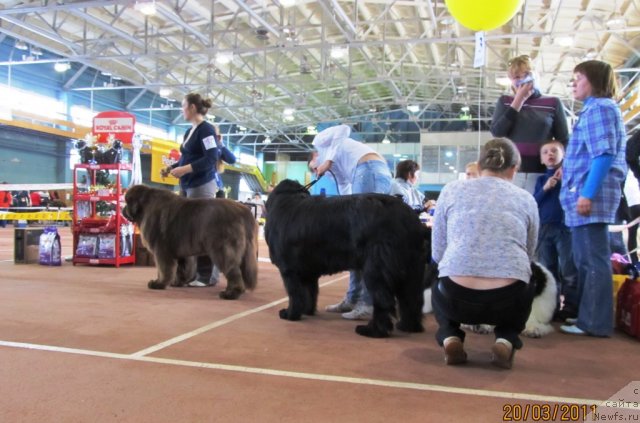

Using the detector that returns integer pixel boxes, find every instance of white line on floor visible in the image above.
[130,274,349,357]
[0,339,608,407]
[258,257,271,263]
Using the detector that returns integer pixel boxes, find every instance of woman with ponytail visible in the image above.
[161,92,228,287]
[431,138,539,369]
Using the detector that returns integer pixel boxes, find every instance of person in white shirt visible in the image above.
[310,124,392,320]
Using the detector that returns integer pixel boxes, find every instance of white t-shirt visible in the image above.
[624,170,640,208]
[312,125,377,195]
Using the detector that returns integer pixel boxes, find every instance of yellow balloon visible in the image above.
[445,0,524,31]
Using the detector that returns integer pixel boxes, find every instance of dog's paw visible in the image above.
[522,323,554,338]
[219,289,242,300]
[355,324,390,338]
[148,280,166,290]
[170,280,184,287]
[396,320,424,333]
[279,308,301,321]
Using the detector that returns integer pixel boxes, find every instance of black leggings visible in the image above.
[432,277,535,350]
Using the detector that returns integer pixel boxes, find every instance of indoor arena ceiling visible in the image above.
[0,0,639,151]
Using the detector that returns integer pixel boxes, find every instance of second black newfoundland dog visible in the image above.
[265,179,429,338]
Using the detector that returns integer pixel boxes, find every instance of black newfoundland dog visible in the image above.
[265,179,429,338]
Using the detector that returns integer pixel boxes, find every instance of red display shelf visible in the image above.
[72,163,135,267]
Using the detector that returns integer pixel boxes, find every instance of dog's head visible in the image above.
[530,261,555,297]
[122,184,154,223]
[266,179,311,210]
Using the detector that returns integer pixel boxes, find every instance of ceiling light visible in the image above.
[263,136,271,144]
[460,106,470,113]
[54,62,71,72]
[215,52,233,65]
[255,28,269,41]
[555,36,574,47]
[111,75,122,81]
[238,125,246,132]
[280,0,297,6]
[283,108,295,116]
[445,151,453,158]
[159,88,172,97]
[30,47,42,56]
[440,17,456,26]
[307,126,318,135]
[496,76,512,87]
[382,137,391,144]
[393,153,402,157]
[449,166,455,170]
[583,50,598,60]
[330,45,348,60]
[101,70,112,77]
[134,1,156,16]
[605,17,626,28]
[283,115,295,122]
[407,105,420,113]
[15,40,28,51]
[444,162,449,166]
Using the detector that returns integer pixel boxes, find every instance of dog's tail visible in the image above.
[241,217,259,291]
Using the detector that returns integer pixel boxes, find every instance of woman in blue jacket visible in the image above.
[162,92,235,286]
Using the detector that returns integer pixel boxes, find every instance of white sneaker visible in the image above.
[325,299,355,313]
[341,304,373,320]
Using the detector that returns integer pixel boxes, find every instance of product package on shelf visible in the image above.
[120,223,133,257]
[76,234,99,258]
[76,201,92,220]
[39,226,61,266]
[98,234,117,258]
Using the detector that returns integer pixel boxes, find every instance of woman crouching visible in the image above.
[431,138,539,369]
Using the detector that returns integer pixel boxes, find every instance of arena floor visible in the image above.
[0,225,637,422]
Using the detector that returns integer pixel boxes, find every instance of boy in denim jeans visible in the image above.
[534,141,579,320]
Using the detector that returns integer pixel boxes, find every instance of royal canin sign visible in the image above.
[92,111,136,144]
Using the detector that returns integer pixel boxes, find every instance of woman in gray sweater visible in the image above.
[431,138,539,369]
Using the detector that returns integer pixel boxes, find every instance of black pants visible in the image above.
[432,277,535,350]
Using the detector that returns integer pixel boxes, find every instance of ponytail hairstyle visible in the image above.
[573,60,618,99]
[478,138,521,173]
[184,92,213,115]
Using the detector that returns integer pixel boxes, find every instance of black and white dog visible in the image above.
[422,262,557,338]
[265,179,430,338]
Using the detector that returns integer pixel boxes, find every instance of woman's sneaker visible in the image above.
[325,299,355,313]
[341,304,373,320]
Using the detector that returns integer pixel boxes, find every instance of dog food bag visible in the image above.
[98,234,117,258]
[120,223,133,257]
[76,234,98,258]
[39,226,62,266]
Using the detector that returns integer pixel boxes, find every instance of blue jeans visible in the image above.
[571,224,613,336]
[184,180,220,283]
[536,223,579,313]
[346,160,392,305]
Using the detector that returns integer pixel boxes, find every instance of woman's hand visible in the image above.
[315,161,332,177]
[170,165,192,178]
[577,196,592,216]
[511,82,534,112]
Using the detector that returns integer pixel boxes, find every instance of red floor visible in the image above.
[0,225,638,422]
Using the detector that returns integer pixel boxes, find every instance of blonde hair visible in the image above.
[507,55,533,78]
[478,138,521,173]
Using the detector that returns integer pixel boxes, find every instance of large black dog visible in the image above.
[265,179,429,338]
